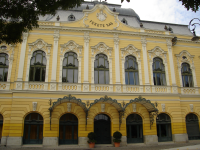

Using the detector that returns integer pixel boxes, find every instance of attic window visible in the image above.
[121,18,128,25]
[0,46,7,50]
[68,14,75,21]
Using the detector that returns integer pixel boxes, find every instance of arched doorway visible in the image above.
[186,113,200,140]
[156,113,172,142]
[0,114,3,143]
[126,114,143,143]
[23,113,43,144]
[59,113,78,145]
[94,114,111,144]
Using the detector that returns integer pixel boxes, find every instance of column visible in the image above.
[114,34,121,92]
[16,32,28,90]
[166,39,177,93]
[50,30,59,91]
[141,37,151,93]
[83,32,90,92]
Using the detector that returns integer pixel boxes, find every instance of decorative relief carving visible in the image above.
[60,40,83,55]
[121,44,141,58]
[161,104,165,112]
[83,13,89,28]
[84,32,90,43]
[67,103,72,112]
[97,10,107,21]
[141,37,147,46]
[114,34,119,45]
[190,104,193,112]
[53,30,60,42]
[28,39,52,54]
[23,32,29,42]
[101,103,105,112]
[132,103,136,112]
[91,42,113,57]
[148,46,167,61]
[32,102,37,111]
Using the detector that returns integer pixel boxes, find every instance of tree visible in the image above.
[0,0,84,44]
[179,0,200,12]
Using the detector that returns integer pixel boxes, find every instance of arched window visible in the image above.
[126,114,143,143]
[186,113,200,140]
[125,55,139,85]
[156,113,172,142]
[94,54,109,84]
[62,52,78,83]
[29,51,46,82]
[181,63,193,87]
[153,57,166,86]
[0,114,3,142]
[23,113,43,144]
[59,113,78,144]
[0,53,9,82]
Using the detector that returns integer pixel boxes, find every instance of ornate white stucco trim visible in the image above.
[24,39,52,90]
[148,46,170,93]
[0,44,15,90]
[175,50,198,94]
[59,40,83,83]
[91,42,113,85]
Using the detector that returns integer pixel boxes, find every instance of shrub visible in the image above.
[87,132,96,143]
[113,131,122,143]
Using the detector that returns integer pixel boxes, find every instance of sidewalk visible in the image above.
[0,140,200,150]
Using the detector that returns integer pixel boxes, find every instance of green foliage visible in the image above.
[113,131,122,143]
[0,0,84,44]
[87,132,96,143]
[179,0,200,12]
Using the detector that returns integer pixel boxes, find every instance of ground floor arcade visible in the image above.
[0,93,200,147]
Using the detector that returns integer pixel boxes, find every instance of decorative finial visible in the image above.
[140,23,143,28]
[164,25,168,30]
[113,8,116,12]
[56,15,60,21]
[86,5,89,9]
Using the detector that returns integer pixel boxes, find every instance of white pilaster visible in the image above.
[83,32,90,83]
[141,37,150,85]
[114,34,121,84]
[50,30,59,91]
[16,32,28,90]
[166,39,176,86]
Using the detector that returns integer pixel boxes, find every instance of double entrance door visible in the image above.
[59,114,78,144]
[94,114,111,144]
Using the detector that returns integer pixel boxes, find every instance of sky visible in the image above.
[86,0,200,36]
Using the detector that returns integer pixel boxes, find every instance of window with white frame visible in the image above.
[0,53,9,82]
[153,57,166,86]
[125,55,139,85]
[29,50,46,82]
[62,52,78,83]
[94,54,109,84]
[181,63,193,87]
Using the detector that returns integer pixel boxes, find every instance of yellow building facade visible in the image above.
[0,1,200,147]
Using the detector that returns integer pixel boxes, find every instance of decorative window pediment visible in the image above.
[28,39,52,54]
[175,50,194,68]
[60,40,83,56]
[148,46,167,62]
[0,43,15,55]
[121,44,141,59]
[91,42,113,57]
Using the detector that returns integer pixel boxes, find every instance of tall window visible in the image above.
[0,53,9,82]
[62,52,78,83]
[125,55,139,85]
[94,54,109,84]
[181,63,193,87]
[153,57,166,86]
[29,51,46,82]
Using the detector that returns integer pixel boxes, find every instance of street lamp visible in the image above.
[188,18,200,41]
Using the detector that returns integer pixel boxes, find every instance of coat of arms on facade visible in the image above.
[96,10,107,21]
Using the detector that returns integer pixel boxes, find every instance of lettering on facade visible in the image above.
[89,20,113,27]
